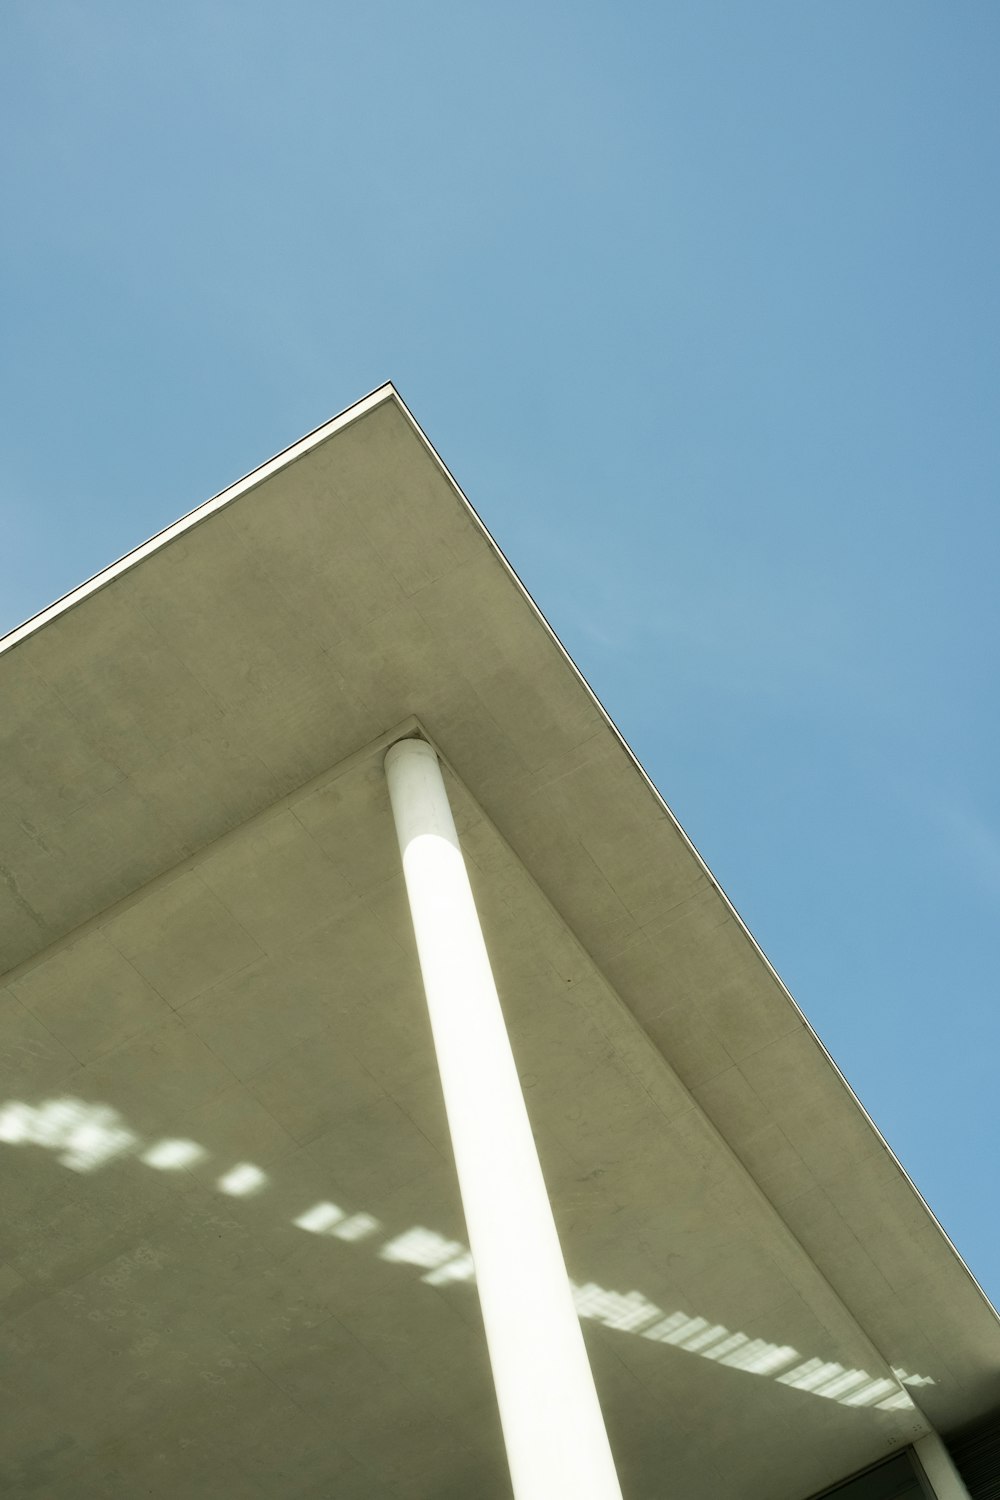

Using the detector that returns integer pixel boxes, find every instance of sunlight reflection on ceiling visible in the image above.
[0,1094,928,1413]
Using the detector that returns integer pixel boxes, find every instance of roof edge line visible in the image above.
[384,388,1000,1329]
[0,381,402,658]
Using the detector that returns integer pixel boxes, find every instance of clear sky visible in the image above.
[3,3,999,1302]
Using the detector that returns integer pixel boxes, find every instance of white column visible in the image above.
[384,737,623,1500]
[912,1433,972,1499]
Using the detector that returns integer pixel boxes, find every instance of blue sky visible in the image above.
[2,3,999,1301]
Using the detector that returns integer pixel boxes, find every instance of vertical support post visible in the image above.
[912,1433,972,1499]
[385,737,623,1500]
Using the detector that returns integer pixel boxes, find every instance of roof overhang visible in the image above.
[1,385,997,1497]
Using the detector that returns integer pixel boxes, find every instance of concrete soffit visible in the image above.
[1,383,998,1442]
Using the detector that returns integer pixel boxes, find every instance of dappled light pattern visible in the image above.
[567,1286,916,1411]
[293,1200,382,1242]
[380,1226,476,1286]
[0,1096,137,1172]
[0,1095,930,1414]
[140,1138,207,1170]
[217,1162,268,1197]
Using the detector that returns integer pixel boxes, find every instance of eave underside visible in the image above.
[1,391,997,1496]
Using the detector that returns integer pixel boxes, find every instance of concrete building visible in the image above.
[1,384,998,1498]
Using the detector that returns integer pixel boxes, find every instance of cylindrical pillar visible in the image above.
[384,737,623,1500]
[913,1433,973,1499]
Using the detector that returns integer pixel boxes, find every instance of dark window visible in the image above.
[808,1451,925,1500]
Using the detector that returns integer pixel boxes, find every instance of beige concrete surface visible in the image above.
[1,387,997,1496]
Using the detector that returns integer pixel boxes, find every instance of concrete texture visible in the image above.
[0,386,997,1497]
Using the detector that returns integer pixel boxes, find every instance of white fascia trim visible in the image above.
[386,389,1000,1331]
[0,382,400,659]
